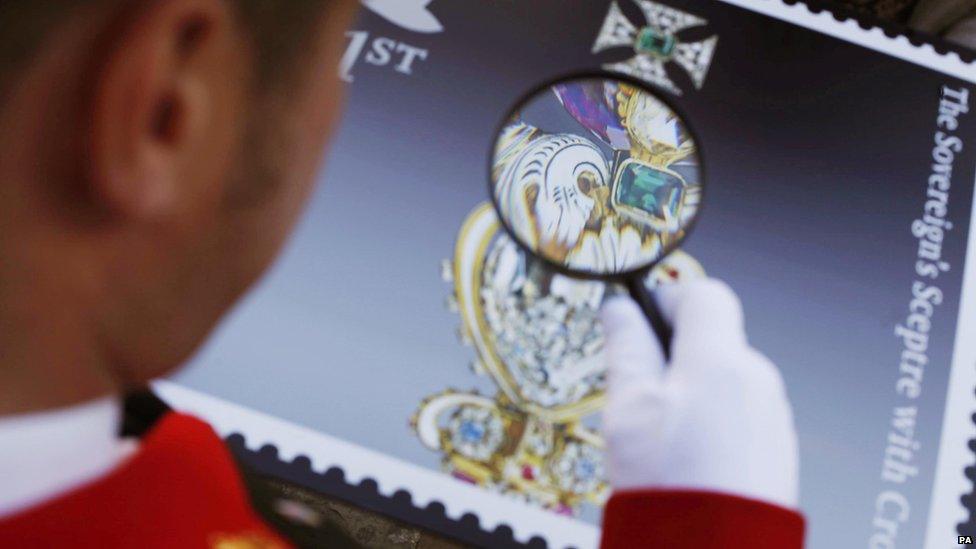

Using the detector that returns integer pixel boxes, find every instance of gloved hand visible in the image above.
[600,278,800,510]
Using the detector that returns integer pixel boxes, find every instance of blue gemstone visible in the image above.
[575,459,597,479]
[459,420,486,442]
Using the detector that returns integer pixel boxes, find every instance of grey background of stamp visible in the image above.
[172,0,976,546]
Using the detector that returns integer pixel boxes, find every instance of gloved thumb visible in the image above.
[600,295,666,395]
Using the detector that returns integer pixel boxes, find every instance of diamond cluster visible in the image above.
[481,235,605,408]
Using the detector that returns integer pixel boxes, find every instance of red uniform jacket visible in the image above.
[0,412,805,548]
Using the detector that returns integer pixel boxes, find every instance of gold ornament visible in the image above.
[412,203,705,514]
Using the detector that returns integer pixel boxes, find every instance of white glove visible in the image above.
[600,278,800,510]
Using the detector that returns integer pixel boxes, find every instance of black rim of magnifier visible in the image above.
[486,70,708,283]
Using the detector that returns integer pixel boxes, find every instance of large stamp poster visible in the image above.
[159,1,976,547]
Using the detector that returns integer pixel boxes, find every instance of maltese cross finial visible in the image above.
[593,0,718,96]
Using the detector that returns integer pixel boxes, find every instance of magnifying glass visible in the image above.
[488,74,704,360]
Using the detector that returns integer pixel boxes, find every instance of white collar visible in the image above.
[0,396,134,518]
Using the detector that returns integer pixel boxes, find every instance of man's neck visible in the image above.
[0,279,119,415]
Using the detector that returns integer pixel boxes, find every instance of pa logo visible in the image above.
[960,535,974,545]
[592,0,717,95]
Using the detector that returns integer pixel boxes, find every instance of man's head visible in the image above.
[0,0,357,410]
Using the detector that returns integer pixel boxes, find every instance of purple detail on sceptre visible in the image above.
[553,81,630,150]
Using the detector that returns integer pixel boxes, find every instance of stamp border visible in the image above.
[225,435,543,548]
[717,0,975,84]
[926,170,976,547]
[153,381,600,548]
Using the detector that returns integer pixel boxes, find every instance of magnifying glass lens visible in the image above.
[490,76,703,278]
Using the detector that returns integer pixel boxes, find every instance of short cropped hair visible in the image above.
[0,1,332,98]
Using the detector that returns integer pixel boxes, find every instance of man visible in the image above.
[0,1,803,547]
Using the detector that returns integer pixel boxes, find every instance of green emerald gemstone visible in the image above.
[635,27,676,58]
[616,162,684,221]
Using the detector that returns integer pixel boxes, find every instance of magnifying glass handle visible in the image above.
[624,278,673,362]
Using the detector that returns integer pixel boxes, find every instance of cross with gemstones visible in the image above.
[592,0,718,96]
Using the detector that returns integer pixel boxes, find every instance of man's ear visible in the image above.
[87,0,243,219]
